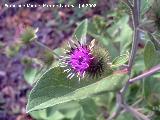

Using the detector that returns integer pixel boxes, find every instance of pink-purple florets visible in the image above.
[69,45,93,76]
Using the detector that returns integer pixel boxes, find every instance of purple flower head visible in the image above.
[69,45,93,76]
[59,39,110,81]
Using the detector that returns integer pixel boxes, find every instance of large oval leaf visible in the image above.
[144,41,160,69]
[26,67,127,112]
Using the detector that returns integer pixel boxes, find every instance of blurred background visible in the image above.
[1,0,159,120]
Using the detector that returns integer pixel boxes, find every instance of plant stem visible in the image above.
[35,40,60,58]
[108,1,160,119]
[108,93,123,120]
[121,0,141,99]
[121,104,150,120]
[108,0,141,119]
[128,0,140,71]
[129,64,160,83]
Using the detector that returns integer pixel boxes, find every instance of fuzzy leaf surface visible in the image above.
[27,67,127,112]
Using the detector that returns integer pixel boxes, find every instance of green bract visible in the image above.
[21,27,38,44]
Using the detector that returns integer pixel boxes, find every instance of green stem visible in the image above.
[35,40,60,58]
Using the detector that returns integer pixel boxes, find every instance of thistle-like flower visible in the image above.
[59,39,111,81]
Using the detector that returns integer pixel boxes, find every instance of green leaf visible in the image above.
[148,33,160,51]
[27,67,127,112]
[24,67,38,85]
[78,98,98,120]
[73,19,88,44]
[141,0,153,16]
[72,99,98,120]
[30,109,48,120]
[47,101,80,119]
[116,112,134,120]
[144,41,160,69]
[143,76,160,112]
[107,15,129,38]
[30,109,65,120]
[111,52,129,68]
[30,101,80,120]
[73,109,84,120]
